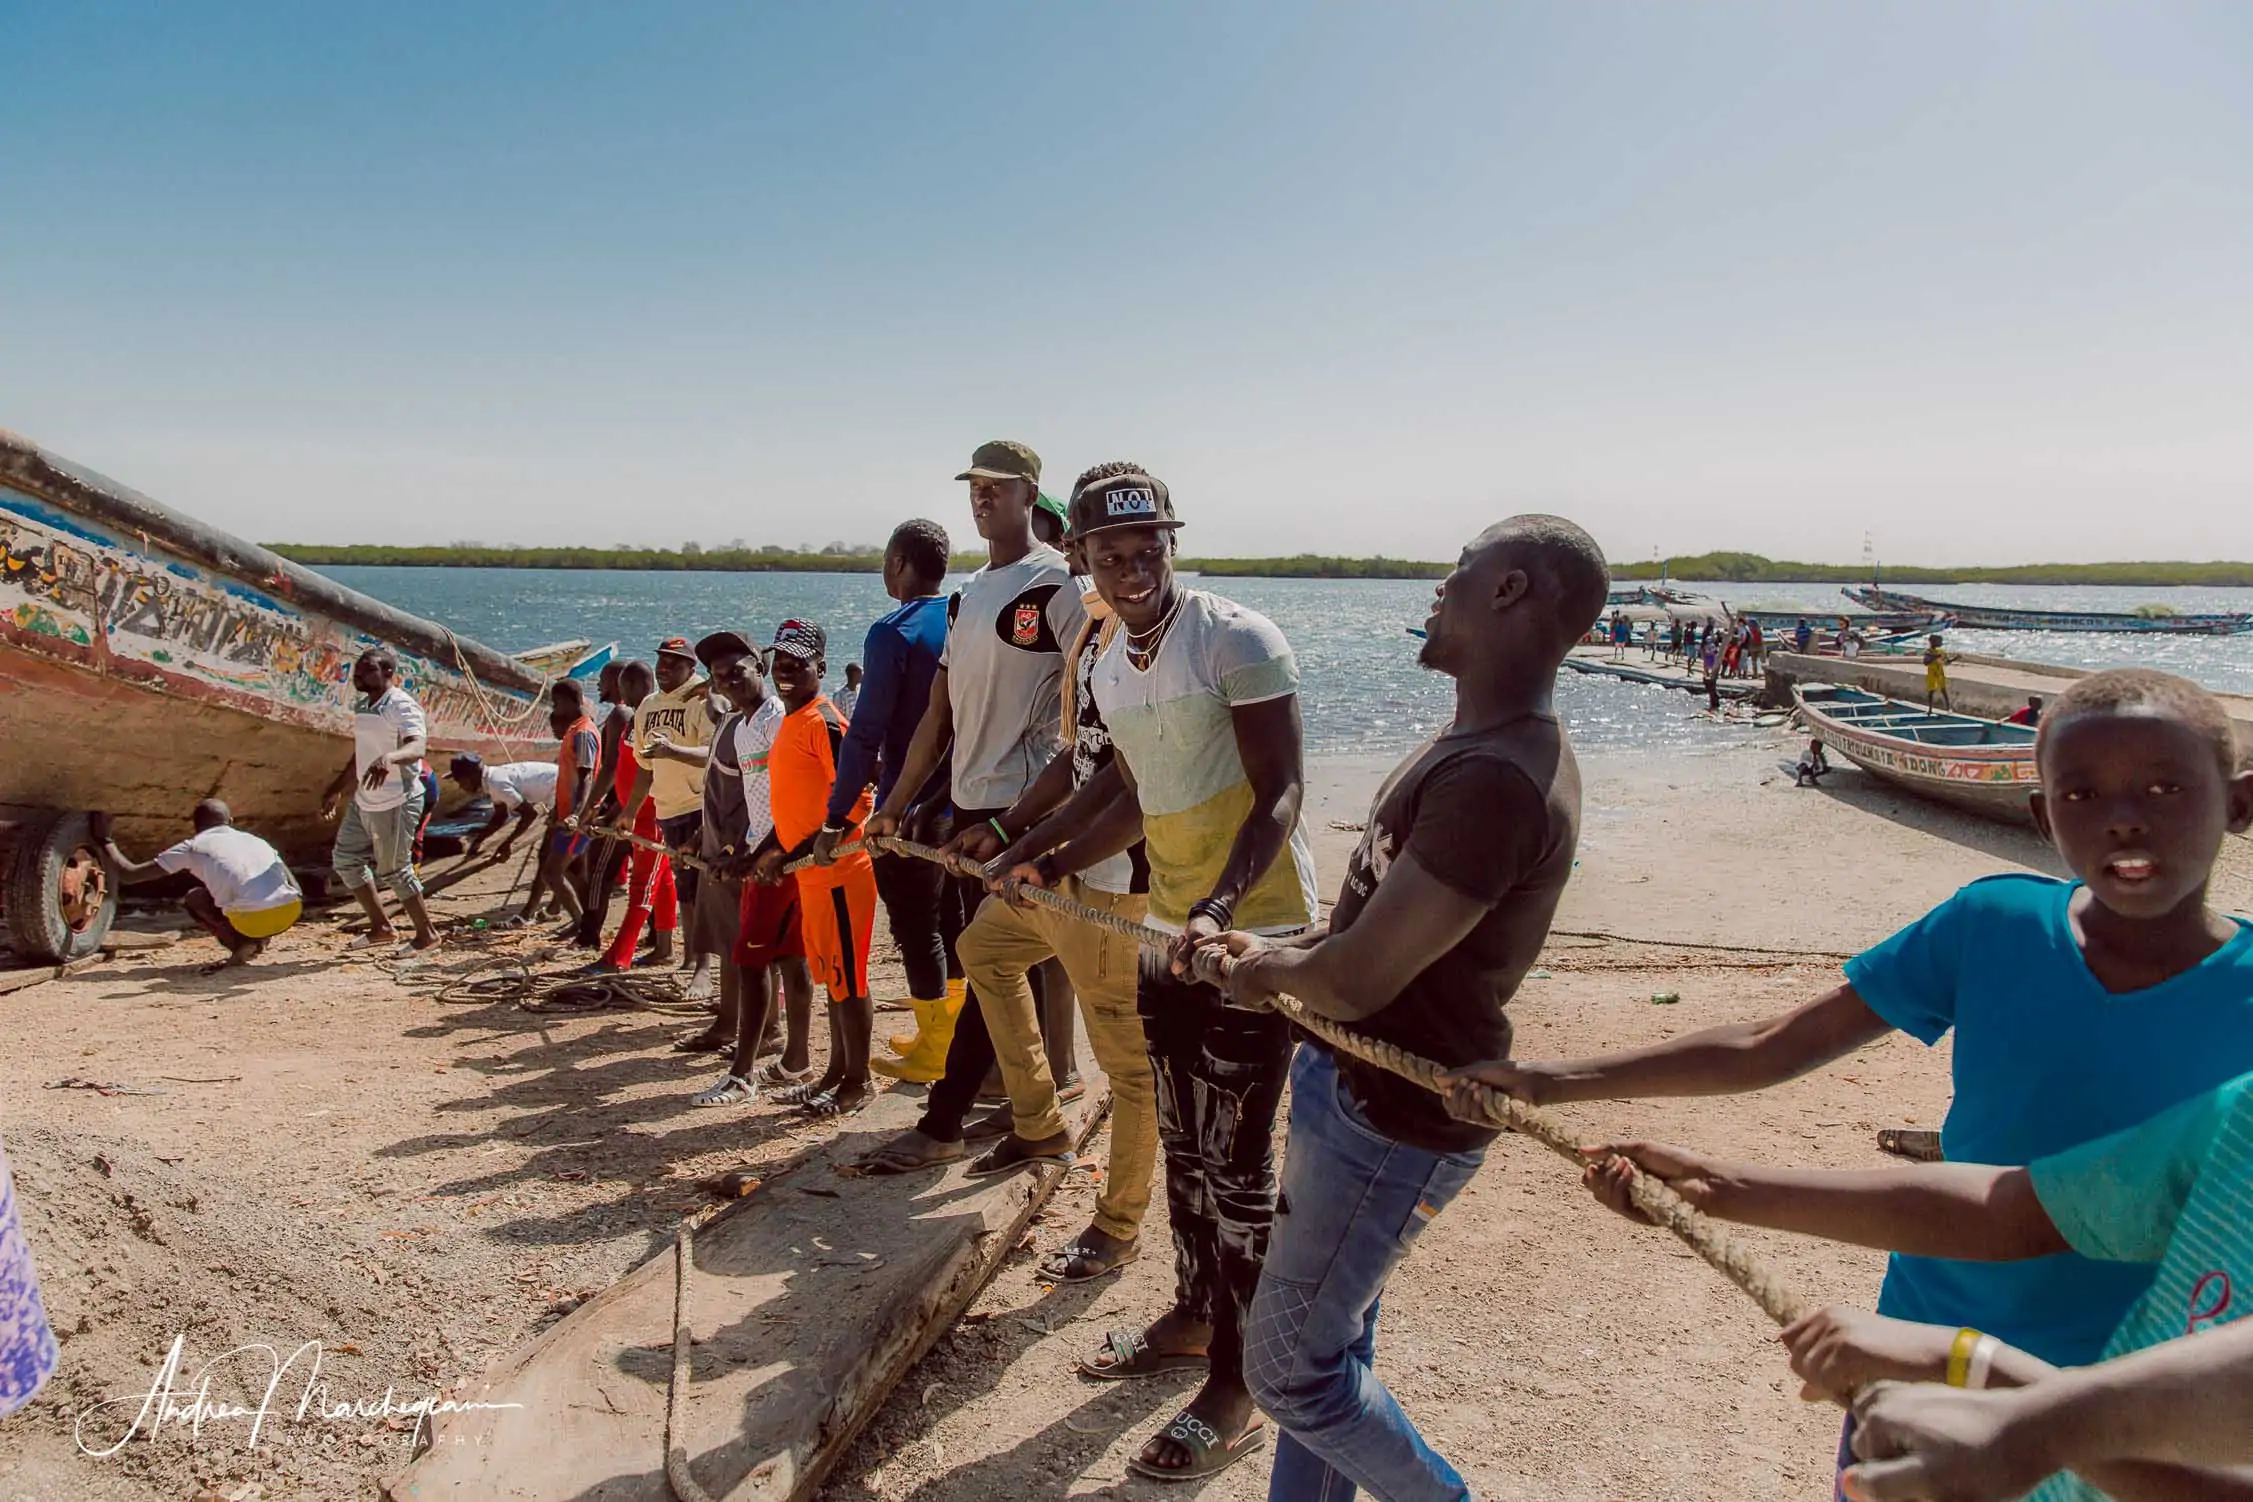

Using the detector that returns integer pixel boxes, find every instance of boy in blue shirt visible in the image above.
[1443,665,2253,1380]
[1585,1064,2253,1500]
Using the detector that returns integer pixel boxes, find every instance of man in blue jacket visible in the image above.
[814,518,958,1067]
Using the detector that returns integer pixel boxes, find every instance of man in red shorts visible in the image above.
[583,660,679,974]
[751,619,879,1118]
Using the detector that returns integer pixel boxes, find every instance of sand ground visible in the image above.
[4,736,2248,1501]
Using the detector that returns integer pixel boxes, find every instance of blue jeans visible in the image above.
[1246,1046,1484,1502]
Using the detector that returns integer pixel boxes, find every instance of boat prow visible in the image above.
[1,432,551,960]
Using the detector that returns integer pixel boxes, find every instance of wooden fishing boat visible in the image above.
[0,431,552,961]
[1844,585,2252,636]
[1791,683,2039,823]
[1735,606,1952,636]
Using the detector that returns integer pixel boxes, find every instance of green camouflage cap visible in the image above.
[955,439,1041,484]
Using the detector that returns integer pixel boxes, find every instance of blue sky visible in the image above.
[5,2,2250,564]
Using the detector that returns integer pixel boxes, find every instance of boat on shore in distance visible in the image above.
[1844,585,2253,636]
[1,431,553,961]
[1791,683,2038,823]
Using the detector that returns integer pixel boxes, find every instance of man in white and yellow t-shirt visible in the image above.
[95,801,302,971]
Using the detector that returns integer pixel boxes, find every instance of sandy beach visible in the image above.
[4,736,2249,1502]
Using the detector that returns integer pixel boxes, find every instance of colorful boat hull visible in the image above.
[1792,683,2040,823]
[0,433,553,867]
[1844,586,2253,636]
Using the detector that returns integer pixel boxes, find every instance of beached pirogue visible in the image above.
[0,431,551,962]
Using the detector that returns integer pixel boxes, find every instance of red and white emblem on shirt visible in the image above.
[1011,603,1041,647]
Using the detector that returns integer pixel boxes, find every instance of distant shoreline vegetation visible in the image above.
[265,543,2253,588]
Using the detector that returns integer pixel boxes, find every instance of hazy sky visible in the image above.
[6,2,2250,564]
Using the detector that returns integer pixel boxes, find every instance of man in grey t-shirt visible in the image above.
[857,439,1087,1169]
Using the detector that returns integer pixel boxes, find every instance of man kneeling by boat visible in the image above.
[93,803,302,972]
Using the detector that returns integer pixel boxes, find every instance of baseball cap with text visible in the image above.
[955,440,1041,484]
[1066,469,1181,541]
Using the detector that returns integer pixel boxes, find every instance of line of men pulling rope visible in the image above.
[91,440,2253,1501]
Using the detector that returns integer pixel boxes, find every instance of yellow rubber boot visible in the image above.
[872,980,964,1082]
[887,996,938,1058]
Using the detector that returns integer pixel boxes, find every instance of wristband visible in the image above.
[1188,896,1236,930]
[1964,1333,2000,1390]
[988,816,1011,844]
[1945,1327,1982,1388]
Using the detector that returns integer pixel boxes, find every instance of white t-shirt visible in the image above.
[482,761,558,813]
[718,696,786,847]
[939,545,1088,811]
[155,827,300,915]
[353,686,428,813]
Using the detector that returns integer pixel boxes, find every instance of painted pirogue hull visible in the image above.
[0,433,551,862]
[1793,686,2040,824]
[1845,585,2253,636]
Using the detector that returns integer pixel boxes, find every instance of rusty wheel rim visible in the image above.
[60,845,109,933]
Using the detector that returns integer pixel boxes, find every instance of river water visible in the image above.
[327,567,2253,760]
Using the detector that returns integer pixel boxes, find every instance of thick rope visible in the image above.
[861,833,1812,1329]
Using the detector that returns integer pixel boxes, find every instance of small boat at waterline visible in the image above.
[1791,683,2039,823]
[1844,585,2252,636]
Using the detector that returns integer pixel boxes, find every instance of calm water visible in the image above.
[1677,579,2253,693]
[327,567,2253,759]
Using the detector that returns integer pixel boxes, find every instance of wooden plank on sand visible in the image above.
[386,1049,1110,1502]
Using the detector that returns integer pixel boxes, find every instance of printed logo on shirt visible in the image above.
[991,583,1064,655]
[1104,487,1157,517]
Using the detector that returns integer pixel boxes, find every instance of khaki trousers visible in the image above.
[956,878,1155,1242]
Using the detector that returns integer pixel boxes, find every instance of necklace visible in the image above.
[1124,590,1185,670]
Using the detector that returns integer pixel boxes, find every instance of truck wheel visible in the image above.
[4,811,115,963]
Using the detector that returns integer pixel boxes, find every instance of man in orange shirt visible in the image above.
[751,620,880,1118]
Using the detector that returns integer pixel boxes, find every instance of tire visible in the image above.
[5,810,116,964]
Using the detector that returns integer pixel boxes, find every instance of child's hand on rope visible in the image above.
[1578,1141,1726,1221]
[1780,1307,1959,1406]
[1435,1058,1573,1111]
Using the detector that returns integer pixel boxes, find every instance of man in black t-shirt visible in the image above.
[1201,515,1609,1502]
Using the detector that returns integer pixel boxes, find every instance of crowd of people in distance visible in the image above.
[23,440,2252,1502]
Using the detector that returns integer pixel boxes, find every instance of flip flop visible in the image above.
[344,933,400,952]
[1076,1328,1208,1382]
[1126,1413,1266,1483]
[967,1135,1076,1178]
[963,1103,1015,1142]
[853,1133,966,1177]
[1039,1237,1141,1284]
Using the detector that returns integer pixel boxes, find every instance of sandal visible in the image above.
[1076,1328,1208,1382]
[756,1060,816,1088]
[1039,1236,1141,1284]
[967,1135,1076,1178]
[691,1074,757,1107]
[963,1102,1015,1142]
[1056,1074,1085,1106]
[1126,1412,1266,1483]
[773,1077,830,1105]
[672,1030,732,1054]
[798,1087,868,1119]
[852,1132,966,1176]
[345,932,400,952]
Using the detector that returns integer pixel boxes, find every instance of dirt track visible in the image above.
[3,741,2247,1500]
